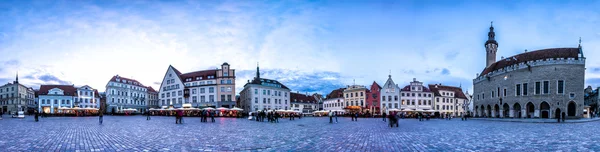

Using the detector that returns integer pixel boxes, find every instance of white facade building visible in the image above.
[158,63,235,109]
[400,78,434,110]
[380,75,401,114]
[290,92,319,114]
[105,75,149,113]
[323,88,345,112]
[429,84,468,117]
[37,85,99,114]
[239,65,290,112]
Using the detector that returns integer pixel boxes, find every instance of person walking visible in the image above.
[275,112,280,123]
[382,112,387,122]
[388,112,395,128]
[99,110,103,125]
[210,110,215,123]
[556,112,560,123]
[34,110,39,122]
[562,112,566,122]
[328,110,333,123]
[335,112,338,123]
[146,111,151,120]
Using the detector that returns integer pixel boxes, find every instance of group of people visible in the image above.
[200,110,216,123]
[252,110,302,123]
[328,111,339,123]
[385,112,400,127]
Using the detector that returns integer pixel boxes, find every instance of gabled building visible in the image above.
[323,88,345,112]
[158,62,236,109]
[380,75,401,114]
[239,64,290,112]
[290,92,318,114]
[429,84,469,117]
[366,81,382,115]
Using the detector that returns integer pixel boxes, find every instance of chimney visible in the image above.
[413,78,416,82]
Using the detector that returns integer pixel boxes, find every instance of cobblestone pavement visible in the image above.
[1,116,600,151]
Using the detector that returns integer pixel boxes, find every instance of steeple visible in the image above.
[579,37,585,58]
[485,21,498,67]
[256,62,260,79]
[15,72,18,84]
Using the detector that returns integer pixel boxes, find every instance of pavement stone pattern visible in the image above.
[1,116,600,151]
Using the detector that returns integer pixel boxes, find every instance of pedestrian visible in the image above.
[355,112,359,121]
[275,112,280,123]
[335,112,338,123]
[146,111,151,120]
[99,110,103,125]
[210,110,215,123]
[562,112,566,122]
[382,112,387,122]
[556,112,560,123]
[34,110,39,122]
[388,112,395,128]
[328,110,333,123]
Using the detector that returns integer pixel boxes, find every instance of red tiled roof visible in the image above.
[480,48,580,76]
[147,86,157,93]
[109,75,146,87]
[326,88,345,99]
[290,92,317,104]
[179,70,218,82]
[38,85,78,96]
[427,84,467,99]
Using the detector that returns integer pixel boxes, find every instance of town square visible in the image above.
[2,0,600,151]
[2,116,600,151]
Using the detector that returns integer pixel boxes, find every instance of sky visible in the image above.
[1,0,600,96]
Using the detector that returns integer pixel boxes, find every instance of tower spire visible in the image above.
[256,62,260,79]
[485,21,498,67]
[15,71,18,84]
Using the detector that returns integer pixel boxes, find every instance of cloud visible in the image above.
[236,69,345,95]
[441,68,451,75]
[37,74,71,85]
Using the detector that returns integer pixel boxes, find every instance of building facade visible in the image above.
[290,92,318,114]
[400,78,433,110]
[37,85,99,113]
[147,87,159,109]
[0,75,35,114]
[473,24,586,119]
[323,88,345,112]
[158,63,235,109]
[105,75,149,113]
[366,81,381,115]
[239,65,290,112]
[74,85,100,109]
[343,84,367,112]
[380,75,401,114]
[584,86,599,115]
[429,84,468,117]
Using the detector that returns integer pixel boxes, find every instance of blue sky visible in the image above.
[1,0,600,95]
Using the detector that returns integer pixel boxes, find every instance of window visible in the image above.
[209,87,214,93]
[558,80,564,94]
[227,95,232,101]
[268,98,271,104]
[516,84,521,96]
[178,90,182,96]
[394,96,398,101]
[543,81,549,94]
[523,83,528,96]
[220,87,225,92]
[209,95,214,102]
[497,87,500,97]
[254,89,258,94]
[436,98,439,102]
[503,89,507,97]
[201,96,206,102]
[200,88,205,93]
[535,82,541,95]
[221,95,225,101]
[192,96,197,103]
[491,91,495,98]
[192,89,197,94]
[263,98,266,104]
